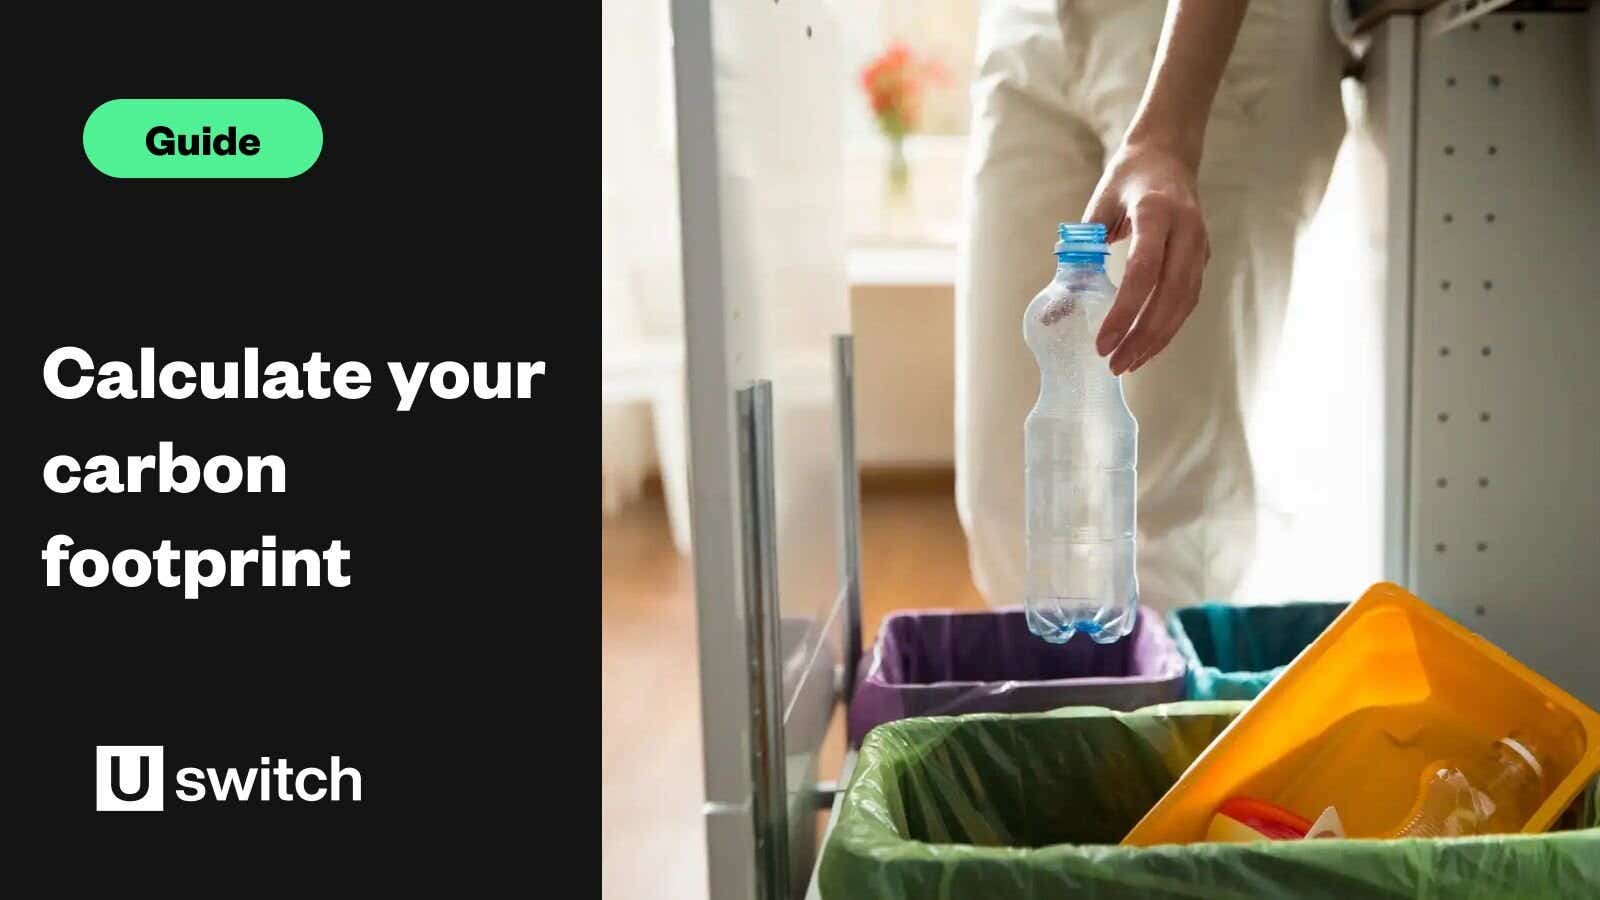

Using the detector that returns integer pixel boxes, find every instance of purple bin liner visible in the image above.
[847,606,1185,747]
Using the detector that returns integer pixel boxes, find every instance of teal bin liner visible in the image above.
[817,703,1600,899]
[1168,601,1348,700]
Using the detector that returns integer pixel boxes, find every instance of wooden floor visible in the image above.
[600,476,985,899]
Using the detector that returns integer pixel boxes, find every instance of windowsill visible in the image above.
[846,133,965,286]
[844,132,969,162]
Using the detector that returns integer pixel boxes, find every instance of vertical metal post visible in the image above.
[737,381,790,899]
[1367,15,1418,586]
[832,335,863,703]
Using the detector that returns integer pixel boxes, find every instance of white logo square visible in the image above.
[96,745,164,811]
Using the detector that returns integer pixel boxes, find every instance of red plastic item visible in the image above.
[1213,797,1312,840]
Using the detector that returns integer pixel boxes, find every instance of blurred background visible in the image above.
[603,2,1388,896]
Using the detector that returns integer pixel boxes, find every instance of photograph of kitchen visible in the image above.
[602,3,1600,897]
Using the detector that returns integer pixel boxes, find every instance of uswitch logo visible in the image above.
[96,746,362,811]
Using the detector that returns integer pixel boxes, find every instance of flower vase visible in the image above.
[882,136,919,240]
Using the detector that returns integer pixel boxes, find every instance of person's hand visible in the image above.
[1081,142,1210,375]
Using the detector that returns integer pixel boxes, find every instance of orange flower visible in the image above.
[860,42,944,138]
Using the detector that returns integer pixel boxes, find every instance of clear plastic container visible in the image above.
[1021,222,1138,644]
[1386,733,1550,838]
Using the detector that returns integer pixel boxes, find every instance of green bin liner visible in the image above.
[1168,602,1348,700]
[818,702,1600,899]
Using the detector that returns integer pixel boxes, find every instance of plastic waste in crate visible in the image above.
[1022,223,1138,645]
[1384,731,1549,838]
[1208,731,1553,842]
[1125,582,1600,845]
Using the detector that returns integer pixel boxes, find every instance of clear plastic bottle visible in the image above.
[1021,223,1138,644]
[1386,733,1549,838]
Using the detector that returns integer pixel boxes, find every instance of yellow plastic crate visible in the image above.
[1124,582,1600,845]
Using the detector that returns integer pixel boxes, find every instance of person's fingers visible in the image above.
[1107,220,1203,374]
[1121,226,1206,374]
[1096,197,1171,357]
[1130,271,1202,372]
[1105,274,1162,375]
[1081,184,1126,242]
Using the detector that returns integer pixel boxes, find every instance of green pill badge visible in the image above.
[84,99,322,178]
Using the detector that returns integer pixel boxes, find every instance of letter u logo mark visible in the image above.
[110,754,150,801]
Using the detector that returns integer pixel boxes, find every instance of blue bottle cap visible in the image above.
[1056,222,1108,255]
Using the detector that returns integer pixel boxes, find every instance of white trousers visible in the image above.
[956,0,1347,612]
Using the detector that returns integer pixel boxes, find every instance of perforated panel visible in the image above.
[1410,13,1600,706]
